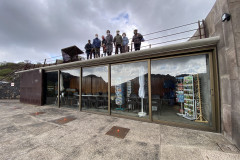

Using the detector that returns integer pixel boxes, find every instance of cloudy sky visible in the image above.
[0,0,215,63]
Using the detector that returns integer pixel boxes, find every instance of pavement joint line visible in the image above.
[216,143,224,152]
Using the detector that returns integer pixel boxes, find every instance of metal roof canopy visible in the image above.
[16,36,220,73]
[61,45,84,62]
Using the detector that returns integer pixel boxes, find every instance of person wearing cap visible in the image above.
[122,33,129,53]
[105,30,113,56]
[101,35,107,57]
[93,34,101,58]
[84,40,93,59]
[132,29,144,51]
[113,30,123,54]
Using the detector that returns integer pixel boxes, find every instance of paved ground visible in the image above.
[0,100,240,160]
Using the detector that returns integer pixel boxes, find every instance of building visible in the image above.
[16,0,240,148]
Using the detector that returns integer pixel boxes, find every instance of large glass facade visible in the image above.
[111,61,149,119]
[82,66,108,113]
[43,52,216,130]
[45,71,58,105]
[60,69,80,109]
[151,54,212,126]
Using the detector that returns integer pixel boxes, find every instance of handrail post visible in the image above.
[43,59,46,67]
[198,20,202,39]
[202,19,207,38]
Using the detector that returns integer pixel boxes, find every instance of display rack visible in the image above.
[176,77,184,116]
[127,81,132,98]
[183,75,196,120]
[194,74,208,123]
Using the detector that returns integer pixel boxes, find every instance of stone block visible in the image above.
[215,24,225,49]
[230,79,240,95]
[222,104,232,140]
[220,75,231,105]
[234,32,240,66]
[231,111,240,148]
[231,80,240,113]
[230,66,239,80]
[225,49,238,79]
[228,1,240,33]
[217,47,228,75]
[239,75,240,90]
[222,23,235,51]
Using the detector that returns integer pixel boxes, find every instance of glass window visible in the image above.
[111,61,149,119]
[151,54,212,126]
[60,69,80,109]
[82,66,108,113]
[45,71,58,105]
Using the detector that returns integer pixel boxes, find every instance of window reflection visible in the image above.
[82,66,108,113]
[111,61,149,118]
[60,69,80,109]
[151,54,212,126]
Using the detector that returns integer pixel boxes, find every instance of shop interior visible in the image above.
[59,69,80,109]
[45,71,58,105]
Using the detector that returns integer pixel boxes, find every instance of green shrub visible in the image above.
[0,68,12,76]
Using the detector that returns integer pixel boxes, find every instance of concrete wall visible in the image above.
[203,0,240,147]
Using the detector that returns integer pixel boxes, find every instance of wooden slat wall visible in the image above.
[69,77,79,89]
[80,74,175,97]
[82,75,108,94]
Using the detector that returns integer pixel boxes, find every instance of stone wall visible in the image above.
[203,0,240,147]
[0,75,20,99]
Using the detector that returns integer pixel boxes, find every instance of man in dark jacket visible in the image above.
[132,29,143,51]
[93,34,101,58]
[106,30,113,56]
[85,40,93,59]
[113,30,123,54]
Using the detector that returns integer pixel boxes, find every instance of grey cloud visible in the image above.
[0,0,215,63]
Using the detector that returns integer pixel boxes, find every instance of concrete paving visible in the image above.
[0,100,239,160]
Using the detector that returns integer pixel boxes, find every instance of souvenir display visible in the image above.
[176,77,184,116]
[115,78,125,110]
[183,75,196,120]
[127,81,132,98]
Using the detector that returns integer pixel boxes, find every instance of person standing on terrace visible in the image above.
[101,35,107,57]
[132,29,144,51]
[84,40,93,59]
[113,30,123,54]
[105,30,113,56]
[122,33,129,53]
[93,34,101,58]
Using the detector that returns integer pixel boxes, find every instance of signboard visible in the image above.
[11,83,14,87]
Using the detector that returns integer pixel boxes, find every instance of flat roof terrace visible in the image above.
[0,100,239,159]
